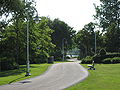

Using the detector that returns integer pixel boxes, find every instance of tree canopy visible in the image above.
[94,0,120,52]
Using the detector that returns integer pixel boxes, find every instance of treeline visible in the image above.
[75,0,120,63]
[0,0,75,70]
[0,0,120,70]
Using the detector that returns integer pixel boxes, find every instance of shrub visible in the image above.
[66,56,71,59]
[99,48,106,56]
[93,53,120,64]
[107,53,120,58]
[77,55,82,60]
[81,56,93,64]
[93,54,104,63]
[102,57,120,64]
[102,58,112,64]
[0,57,19,71]
[112,57,120,64]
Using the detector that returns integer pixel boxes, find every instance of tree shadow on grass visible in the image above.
[0,67,26,77]
[8,76,26,84]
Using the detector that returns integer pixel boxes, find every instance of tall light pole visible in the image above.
[25,0,40,76]
[0,34,2,72]
[95,32,97,55]
[25,12,31,76]
[62,38,67,61]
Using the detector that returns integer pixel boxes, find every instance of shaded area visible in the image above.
[0,65,42,77]
[0,66,26,77]
[19,81,32,84]
[9,76,26,84]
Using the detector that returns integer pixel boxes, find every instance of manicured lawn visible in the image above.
[66,64,120,90]
[0,64,51,85]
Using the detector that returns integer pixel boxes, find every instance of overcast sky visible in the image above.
[35,0,100,31]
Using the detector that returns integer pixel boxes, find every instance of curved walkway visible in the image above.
[0,59,89,90]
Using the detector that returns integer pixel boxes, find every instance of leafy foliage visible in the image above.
[75,22,103,58]
[47,18,76,60]
[0,17,55,70]
[103,57,120,64]
[94,0,120,52]
[99,48,106,56]
[81,56,93,64]
[0,57,18,71]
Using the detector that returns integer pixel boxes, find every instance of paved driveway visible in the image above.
[0,59,88,90]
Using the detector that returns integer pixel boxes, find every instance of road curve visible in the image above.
[0,60,88,90]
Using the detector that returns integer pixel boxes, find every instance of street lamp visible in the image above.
[95,32,97,55]
[25,12,31,76]
[25,1,40,76]
[62,38,67,61]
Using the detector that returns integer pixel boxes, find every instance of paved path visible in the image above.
[0,59,88,90]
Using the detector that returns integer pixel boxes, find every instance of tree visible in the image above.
[94,0,120,32]
[47,18,76,60]
[0,16,55,71]
[0,0,37,29]
[104,23,120,52]
[94,0,120,52]
[0,0,25,28]
[75,22,103,58]
[30,17,55,63]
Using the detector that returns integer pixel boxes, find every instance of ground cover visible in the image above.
[66,64,120,90]
[0,64,51,85]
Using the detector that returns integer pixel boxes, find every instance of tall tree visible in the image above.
[75,22,103,58]
[94,0,120,52]
[47,18,76,60]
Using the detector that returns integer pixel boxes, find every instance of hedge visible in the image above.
[81,56,93,64]
[103,57,120,64]
[81,53,120,64]
[93,53,120,63]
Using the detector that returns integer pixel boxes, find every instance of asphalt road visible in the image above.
[0,59,88,90]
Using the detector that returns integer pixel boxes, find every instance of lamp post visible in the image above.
[95,32,97,55]
[25,12,31,76]
[62,38,67,61]
[0,34,2,72]
[25,1,40,76]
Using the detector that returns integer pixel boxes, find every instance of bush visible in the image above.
[102,57,120,64]
[107,53,120,58]
[93,53,120,64]
[102,58,112,64]
[81,56,93,64]
[93,54,104,63]
[0,57,19,71]
[99,48,106,56]
[52,50,62,61]
[66,56,71,59]
[77,55,81,60]
[112,57,120,64]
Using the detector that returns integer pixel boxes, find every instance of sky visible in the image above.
[35,0,101,31]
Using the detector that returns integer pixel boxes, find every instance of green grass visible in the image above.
[66,64,120,90]
[0,64,51,85]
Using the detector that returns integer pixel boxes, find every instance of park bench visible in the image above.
[87,60,95,70]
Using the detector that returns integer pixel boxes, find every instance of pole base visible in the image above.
[25,72,31,76]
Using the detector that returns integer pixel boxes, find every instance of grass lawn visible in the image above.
[66,64,120,90]
[0,64,51,85]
